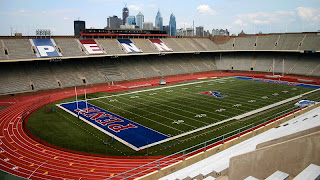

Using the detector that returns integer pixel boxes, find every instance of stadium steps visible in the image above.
[54,38,86,57]
[307,63,320,76]
[253,36,258,50]
[0,63,31,95]
[299,34,320,51]
[244,176,259,180]
[133,57,159,78]
[3,39,37,60]
[297,34,307,51]
[192,38,210,51]
[162,38,186,52]
[218,38,235,50]
[113,59,144,80]
[234,36,256,50]
[195,38,221,51]
[255,35,279,50]
[147,56,175,76]
[50,62,83,88]
[93,59,124,82]
[131,39,158,53]
[274,35,281,50]
[188,54,212,72]
[173,38,191,51]
[265,170,290,180]
[24,63,59,91]
[74,61,106,85]
[293,164,320,180]
[291,57,319,76]
[275,34,305,50]
[0,40,8,60]
[97,39,126,55]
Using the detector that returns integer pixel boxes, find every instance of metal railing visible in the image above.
[106,104,308,180]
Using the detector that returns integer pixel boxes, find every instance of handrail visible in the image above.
[106,104,304,180]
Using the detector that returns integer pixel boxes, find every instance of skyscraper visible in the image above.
[122,5,129,25]
[169,13,176,36]
[74,20,85,36]
[107,15,122,28]
[196,26,204,37]
[136,12,144,29]
[127,16,136,25]
[155,9,163,30]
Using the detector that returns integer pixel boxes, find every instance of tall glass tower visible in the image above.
[127,16,136,25]
[169,13,176,36]
[155,10,163,30]
[122,5,129,25]
[136,12,144,29]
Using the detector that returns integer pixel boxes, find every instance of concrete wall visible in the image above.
[228,131,320,180]
[136,103,320,180]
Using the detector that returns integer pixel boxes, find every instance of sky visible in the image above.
[1,0,320,36]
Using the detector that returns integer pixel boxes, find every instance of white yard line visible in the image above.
[138,88,320,150]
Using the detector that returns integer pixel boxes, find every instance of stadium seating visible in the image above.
[50,62,83,88]
[174,38,201,51]
[193,38,221,51]
[161,38,186,52]
[54,38,86,57]
[131,39,159,53]
[0,40,8,60]
[0,63,31,94]
[24,63,59,91]
[234,36,257,50]
[275,34,305,50]
[299,34,320,51]
[3,39,37,60]
[160,106,320,180]
[218,38,235,50]
[255,35,279,50]
[96,39,126,55]
[93,59,125,82]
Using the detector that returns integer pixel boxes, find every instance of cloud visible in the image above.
[296,7,320,22]
[128,5,141,11]
[196,5,217,15]
[234,19,247,26]
[236,10,295,25]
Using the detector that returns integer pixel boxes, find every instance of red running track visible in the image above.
[0,73,319,180]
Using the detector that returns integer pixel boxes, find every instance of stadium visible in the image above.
[0,27,320,180]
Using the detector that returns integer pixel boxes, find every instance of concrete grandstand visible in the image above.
[0,32,319,180]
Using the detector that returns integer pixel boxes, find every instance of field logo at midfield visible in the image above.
[149,39,173,52]
[200,91,227,98]
[79,39,105,55]
[118,39,143,53]
[57,101,169,151]
[30,39,62,58]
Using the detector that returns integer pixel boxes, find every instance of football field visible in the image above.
[28,76,319,156]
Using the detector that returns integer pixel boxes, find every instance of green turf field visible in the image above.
[27,77,319,156]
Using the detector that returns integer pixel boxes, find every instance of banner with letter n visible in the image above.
[118,39,143,53]
[57,101,169,151]
[30,39,62,58]
[149,39,173,52]
[79,39,105,55]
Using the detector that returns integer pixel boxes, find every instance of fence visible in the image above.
[106,95,320,180]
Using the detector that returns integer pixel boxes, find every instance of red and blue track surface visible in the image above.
[0,73,319,180]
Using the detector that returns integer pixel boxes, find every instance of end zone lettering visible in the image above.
[118,39,143,53]
[79,39,105,55]
[58,101,169,150]
[74,107,137,132]
[30,39,62,58]
[149,39,173,52]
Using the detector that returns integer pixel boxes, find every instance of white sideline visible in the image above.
[57,77,319,151]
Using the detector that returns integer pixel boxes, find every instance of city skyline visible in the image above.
[1,0,320,36]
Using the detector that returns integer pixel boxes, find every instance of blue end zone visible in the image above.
[58,101,169,151]
[234,76,320,89]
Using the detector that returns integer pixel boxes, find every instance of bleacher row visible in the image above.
[0,33,320,60]
[0,52,319,95]
[160,106,320,180]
